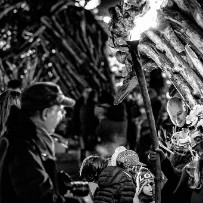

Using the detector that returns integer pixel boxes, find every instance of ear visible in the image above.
[41,108,49,121]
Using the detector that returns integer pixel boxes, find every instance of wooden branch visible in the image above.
[0,2,22,20]
[162,8,203,57]
[144,29,203,97]
[185,44,203,80]
[138,42,198,108]
[142,60,159,72]
[174,29,203,61]
[52,14,86,57]
[114,73,138,105]
[41,16,85,65]
[173,0,203,30]
[50,56,79,95]
[158,21,185,53]
[128,41,162,203]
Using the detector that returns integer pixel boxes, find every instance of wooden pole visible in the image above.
[127,40,162,203]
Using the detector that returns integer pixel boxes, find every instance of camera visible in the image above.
[57,171,90,197]
[65,181,90,197]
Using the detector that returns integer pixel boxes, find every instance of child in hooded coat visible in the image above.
[80,148,136,203]
[115,149,155,203]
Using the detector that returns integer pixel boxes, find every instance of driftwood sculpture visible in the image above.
[0,0,114,97]
[108,0,203,109]
[108,0,203,203]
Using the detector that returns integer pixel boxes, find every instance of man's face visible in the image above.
[44,105,66,134]
[168,103,187,127]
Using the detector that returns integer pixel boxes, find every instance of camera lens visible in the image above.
[66,181,90,197]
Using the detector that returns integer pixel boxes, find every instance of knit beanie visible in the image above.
[136,167,154,195]
[116,149,144,169]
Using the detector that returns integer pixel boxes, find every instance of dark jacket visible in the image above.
[161,158,185,203]
[160,158,203,203]
[0,110,79,203]
[174,163,203,203]
[94,166,136,203]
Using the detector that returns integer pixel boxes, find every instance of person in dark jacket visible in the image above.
[112,148,155,203]
[80,155,136,203]
[0,90,21,137]
[148,133,203,203]
[0,82,84,203]
[148,149,190,203]
[94,165,136,203]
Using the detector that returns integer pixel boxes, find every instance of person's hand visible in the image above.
[148,148,167,162]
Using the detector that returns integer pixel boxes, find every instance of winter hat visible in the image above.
[136,167,154,195]
[116,149,144,169]
[111,146,127,166]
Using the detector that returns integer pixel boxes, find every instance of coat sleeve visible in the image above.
[161,157,182,180]
[173,167,190,193]
[8,140,65,203]
[119,175,136,203]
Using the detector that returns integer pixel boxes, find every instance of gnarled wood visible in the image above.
[162,8,203,57]
[144,29,203,97]
[173,0,203,31]
[138,42,198,108]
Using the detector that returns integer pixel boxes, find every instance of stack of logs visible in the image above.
[0,0,114,98]
[109,0,203,109]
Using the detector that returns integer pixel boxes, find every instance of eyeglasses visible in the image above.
[58,106,66,117]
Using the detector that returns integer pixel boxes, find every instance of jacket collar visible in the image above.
[35,125,56,160]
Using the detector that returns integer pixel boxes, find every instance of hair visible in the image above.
[0,90,21,136]
[80,155,108,183]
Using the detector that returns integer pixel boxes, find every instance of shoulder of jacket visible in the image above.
[122,170,132,178]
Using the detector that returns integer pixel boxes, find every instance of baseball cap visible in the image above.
[21,82,75,110]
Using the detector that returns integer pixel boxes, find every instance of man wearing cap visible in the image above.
[0,82,84,203]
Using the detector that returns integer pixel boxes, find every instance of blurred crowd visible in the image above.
[1,79,203,203]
